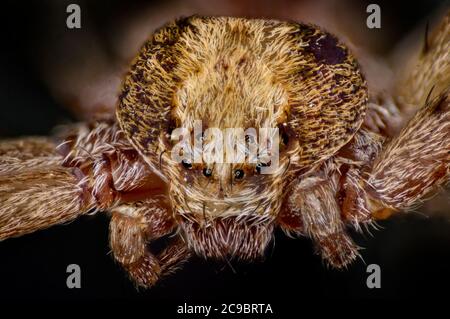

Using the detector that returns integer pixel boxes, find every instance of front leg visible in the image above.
[343,90,449,223]
[343,10,449,224]
[0,138,97,240]
[282,177,360,268]
[369,91,449,210]
[109,198,190,288]
[0,122,166,243]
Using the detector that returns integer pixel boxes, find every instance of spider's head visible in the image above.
[116,16,367,237]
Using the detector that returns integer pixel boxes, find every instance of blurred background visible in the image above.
[0,0,449,308]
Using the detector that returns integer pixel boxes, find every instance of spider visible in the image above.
[0,13,449,288]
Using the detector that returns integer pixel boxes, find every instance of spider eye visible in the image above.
[255,161,271,174]
[181,159,192,169]
[203,168,212,177]
[281,130,289,146]
[245,134,256,144]
[278,123,290,146]
[234,169,244,179]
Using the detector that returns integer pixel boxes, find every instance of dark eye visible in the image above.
[245,134,256,144]
[278,124,290,146]
[256,161,271,174]
[256,163,263,174]
[234,169,244,179]
[281,130,289,146]
[203,168,212,177]
[182,159,192,169]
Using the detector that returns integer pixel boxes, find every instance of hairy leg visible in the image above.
[363,10,449,138]
[0,137,96,240]
[342,90,449,221]
[0,122,166,241]
[344,10,450,222]
[369,91,449,212]
[393,10,449,118]
[109,198,190,288]
[281,176,359,268]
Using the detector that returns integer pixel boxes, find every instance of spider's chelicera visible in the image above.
[0,14,449,288]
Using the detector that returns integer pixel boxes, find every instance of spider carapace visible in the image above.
[0,15,449,288]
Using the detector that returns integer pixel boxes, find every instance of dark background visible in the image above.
[0,0,449,312]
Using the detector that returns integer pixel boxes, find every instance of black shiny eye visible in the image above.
[256,161,271,174]
[281,130,289,146]
[256,163,263,174]
[203,168,212,177]
[245,134,256,144]
[181,159,192,169]
[278,124,290,146]
[234,169,244,179]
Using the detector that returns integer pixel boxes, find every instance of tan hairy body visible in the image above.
[0,14,449,287]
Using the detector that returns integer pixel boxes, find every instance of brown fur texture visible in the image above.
[368,92,450,210]
[0,138,95,240]
[118,16,367,170]
[395,11,450,112]
[0,13,449,288]
[109,199,190,287]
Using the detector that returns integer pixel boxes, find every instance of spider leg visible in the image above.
[0,138,96,240]
[343,10,450,223]
[393,10,449,119]
[369,90,449,214]
[342,90,449,222]
[0,122,165,241]
[362,10,449,138]
[109,198,190,288]
[282,177,359,268]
